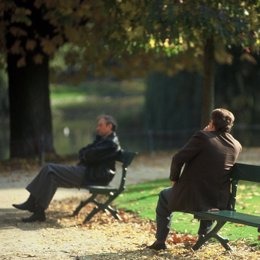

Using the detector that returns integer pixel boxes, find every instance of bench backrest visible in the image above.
[116,150,137,192]
[229,163,260,210]
[231,163,260,183]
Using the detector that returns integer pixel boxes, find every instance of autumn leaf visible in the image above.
[17,57,26,67]
[33,54,44,64]
[41,38,56,55]
[10,26,27,37]
[64,27,82,43]
[169,232,197,244]
[25,39,37,50]
[10,40,22,54]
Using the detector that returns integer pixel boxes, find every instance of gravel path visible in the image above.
[0,150,259,260]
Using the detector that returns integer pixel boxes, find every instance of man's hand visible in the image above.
[203,125,210,131]
[203,120,215,132]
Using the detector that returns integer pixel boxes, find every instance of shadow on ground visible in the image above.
[0,207,66,230]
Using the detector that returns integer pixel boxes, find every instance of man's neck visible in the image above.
[101,131,113,138]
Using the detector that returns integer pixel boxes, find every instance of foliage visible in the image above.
[2,1,258,73]
[115,178,260,243]
[135,0,260,125]
[140,0,259,54]
[1,1,112,66]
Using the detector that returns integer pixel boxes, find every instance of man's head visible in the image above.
[96,115,117,137]
[211,108,235,133]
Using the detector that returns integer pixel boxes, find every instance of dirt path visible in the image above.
[0,150,260,260]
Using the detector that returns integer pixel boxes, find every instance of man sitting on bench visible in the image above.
[13,114,121,223]
[147,108,242,250]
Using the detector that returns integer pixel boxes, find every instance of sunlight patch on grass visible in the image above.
[51,93,89,106]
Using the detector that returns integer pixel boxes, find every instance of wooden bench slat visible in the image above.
[195,210,260,228]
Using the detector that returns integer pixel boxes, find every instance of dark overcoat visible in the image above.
[169,130,242,212]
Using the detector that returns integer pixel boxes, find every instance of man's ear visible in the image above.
[108,123,113,130]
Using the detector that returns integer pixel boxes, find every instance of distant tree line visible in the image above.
[145,47,260,147]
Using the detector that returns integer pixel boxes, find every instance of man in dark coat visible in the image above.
[13,115,121,222]
[148,108,242,250]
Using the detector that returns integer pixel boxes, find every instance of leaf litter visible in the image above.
[45,197,259,260]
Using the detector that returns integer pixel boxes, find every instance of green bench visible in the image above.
[72,150,137,224]
[192,163,260,251]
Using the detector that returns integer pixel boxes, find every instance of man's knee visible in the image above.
[40,163,57,178]
[159,187,172,204]
[43,162,60,172]
[156,188,171,216]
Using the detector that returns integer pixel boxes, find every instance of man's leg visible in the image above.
[26,163,86,210]
[148,187,173,250]
[14,163,86,222]
[198,220,214,236]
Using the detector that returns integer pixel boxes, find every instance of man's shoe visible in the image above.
[13,195,35,212]
[147,241,167,251]
[22,211,46,223]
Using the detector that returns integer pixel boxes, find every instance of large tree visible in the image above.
[1,0,122,158]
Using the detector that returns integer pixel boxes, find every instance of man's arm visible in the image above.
[170,131,205,182]
[79,136,120,165]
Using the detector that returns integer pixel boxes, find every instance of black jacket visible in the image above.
[78,132,121,185]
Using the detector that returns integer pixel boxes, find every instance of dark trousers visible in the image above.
[155,187,213,241]
[26,163,86,209]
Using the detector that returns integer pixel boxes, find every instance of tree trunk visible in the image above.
[8,53,55,158]
[201,37,215,127]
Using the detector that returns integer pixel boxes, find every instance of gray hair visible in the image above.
[98,114,117,131]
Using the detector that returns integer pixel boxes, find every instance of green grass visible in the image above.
[51,79,145,101]
[115,178,260,244]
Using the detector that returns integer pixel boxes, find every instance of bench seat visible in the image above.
[72,150,137,223]
[192,163,260,251]
[194,210,260,228]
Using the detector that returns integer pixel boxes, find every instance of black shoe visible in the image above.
[147,241,167,251]
[13,195,35,212]
[22,211,46,223]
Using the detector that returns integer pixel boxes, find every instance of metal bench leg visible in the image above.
[192,221,227,251]
[83,206,100,224]
[72,194,97,216]
[105,205,121,220]
[83,193,120,224]
[213,233,231,250]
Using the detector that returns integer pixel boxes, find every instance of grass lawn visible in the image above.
[115,178,260,244]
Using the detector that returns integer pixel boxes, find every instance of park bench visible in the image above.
[72,150,137,224]
[192,162,260,251]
